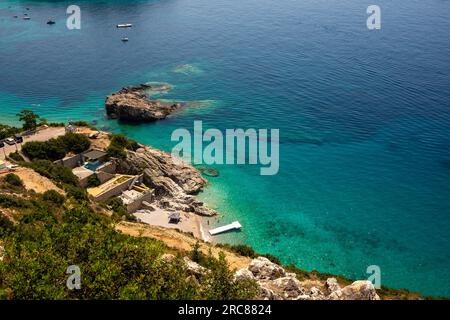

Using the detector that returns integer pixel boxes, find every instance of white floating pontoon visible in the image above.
[209,221,242,236]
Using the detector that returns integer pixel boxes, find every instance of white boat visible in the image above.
[209,221,242,236]
[117,23,132,28]
[121,37,129,42]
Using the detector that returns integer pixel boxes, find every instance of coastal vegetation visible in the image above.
[0,179,257,299]
[106,134,140,159]
[0,114,429,299]
[21,132,91,161]
[16,110,40,131]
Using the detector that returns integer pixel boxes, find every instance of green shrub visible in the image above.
[104,197,130,220]
[191,241,203,263]
[48,122,65,127]
[4,173,24,188]
[126,139,140,151]
[8,152,24,162]
[63,184,87,201]
[106,144,127,159]
[0,213,15,236]
[21,133,91,161]
[42,190,65,206]
[87,174,101,188]
[107,134,139,159]
[110,134,128,148]
[0,194,31,208]
[22,140,66,161]
[61,132,91,154]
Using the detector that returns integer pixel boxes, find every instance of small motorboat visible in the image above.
[117,23,132,28]
[121,37,129,42]
[47,19,56,25]
[23,16,30,20]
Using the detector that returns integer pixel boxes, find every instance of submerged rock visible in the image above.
[105,84,183,122]
[197,166,219,177]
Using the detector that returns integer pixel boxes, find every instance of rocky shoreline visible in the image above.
[105,84,185,122]
[117,144,217,218]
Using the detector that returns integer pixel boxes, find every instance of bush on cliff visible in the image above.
[106,144,127,159]
[4,173,24,188]
[106,134,140,160]
[42,190,65,206]
[60,132,91,154]
[21,133,91,161]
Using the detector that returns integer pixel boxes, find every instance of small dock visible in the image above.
[209,221,242,236]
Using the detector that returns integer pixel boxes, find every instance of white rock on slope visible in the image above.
[328,280,380,300]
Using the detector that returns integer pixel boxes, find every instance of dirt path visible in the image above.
[116,221,252,270]
[1,167,64,194]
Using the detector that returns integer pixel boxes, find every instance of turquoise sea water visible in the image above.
[1,0,450,297]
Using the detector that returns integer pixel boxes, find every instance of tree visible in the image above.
[17,110,40,131]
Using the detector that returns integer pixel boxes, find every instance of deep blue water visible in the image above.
[1,0,450,297]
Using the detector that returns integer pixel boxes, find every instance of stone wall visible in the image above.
[93,174,144,202]
[54,154,83,169]
[125,191,153,213]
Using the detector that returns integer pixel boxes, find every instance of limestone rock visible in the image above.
[159,253,176,263]
[256,286,278,300]
[248,257,286,280]
[183,257,209,276]
[325,277,341,293]
[267,276,306,299]
[308,286,325,300]
[328,280,380,300]
[234,268,256,282]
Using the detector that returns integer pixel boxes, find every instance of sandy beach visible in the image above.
[133,207,210,242]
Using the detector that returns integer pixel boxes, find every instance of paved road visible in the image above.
[0,127,66,160]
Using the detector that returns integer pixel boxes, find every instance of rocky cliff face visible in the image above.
[118,146,217,217]
[235,257,380,300]
[105,85,183,122]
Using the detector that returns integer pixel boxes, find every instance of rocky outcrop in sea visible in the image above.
[105,84,183,122]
